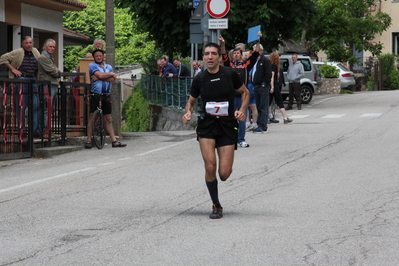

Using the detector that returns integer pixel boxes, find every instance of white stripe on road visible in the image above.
[360,113,382,117]
[0,167,95,194]
[99,162,115,166]
[135,141,192,157]
[321,114,346,118]
[1,140,194,194]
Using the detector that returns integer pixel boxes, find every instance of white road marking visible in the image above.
[322,114,346,118]
[98,162,115,166]
[0,167,95,194]
[118,157,133,161]
[0,139,193,194]
[135,141,191,157]
[360,113,382,117]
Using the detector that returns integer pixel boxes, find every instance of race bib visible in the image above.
[205,101,229,116]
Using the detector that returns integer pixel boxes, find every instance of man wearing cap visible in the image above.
[85,49,126,149]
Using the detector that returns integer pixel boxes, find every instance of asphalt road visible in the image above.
[1,91,399,265]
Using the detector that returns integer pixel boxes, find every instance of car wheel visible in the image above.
[300,85,313,104]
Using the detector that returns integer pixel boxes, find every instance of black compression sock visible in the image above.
[206,179,221,207]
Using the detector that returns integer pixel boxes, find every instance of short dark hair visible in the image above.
[92,49,105,57]
[203,42,221,55]
[172,57,180,62]
[233,48,243,55]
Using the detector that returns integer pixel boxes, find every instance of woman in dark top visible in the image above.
[269,52,293,124]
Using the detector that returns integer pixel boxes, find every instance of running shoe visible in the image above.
[253,127,267,134]
[245,124,255,132]
[209,205,223,219]
[238,141,250,148]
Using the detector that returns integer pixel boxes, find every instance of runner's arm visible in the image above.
[182,95,197,124]
[235,84,249,121]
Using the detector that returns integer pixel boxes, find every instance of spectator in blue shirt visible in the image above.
[85,49,126,149]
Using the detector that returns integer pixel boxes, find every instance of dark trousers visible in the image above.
[288,82,301,107]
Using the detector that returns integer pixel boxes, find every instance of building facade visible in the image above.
[0,0,87,76]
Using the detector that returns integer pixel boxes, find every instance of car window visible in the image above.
[336,63,349,71]
[281,59,289,72]
[299,59,312,71]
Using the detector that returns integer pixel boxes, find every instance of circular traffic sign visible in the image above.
[206,0,230,18]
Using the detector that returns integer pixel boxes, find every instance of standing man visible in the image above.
[251,43,272,133]
[86,38,106,58]
[85,49,126,149]
[286,54,304,110]
[38,38,61,122]
[0,36,41,135]
[182,42,249,219]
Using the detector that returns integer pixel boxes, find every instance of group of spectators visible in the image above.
[157,55,193,78]
[0,36,60,138]
[217,32,297,148]
[0,37,126,148]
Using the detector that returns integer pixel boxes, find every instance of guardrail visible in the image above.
[140,74,202,111]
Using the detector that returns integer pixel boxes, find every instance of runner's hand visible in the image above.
[234,110,246,122]
[182,111,192,124]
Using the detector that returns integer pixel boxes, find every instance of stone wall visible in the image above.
[314,78,341,94]
[149,104,197,131]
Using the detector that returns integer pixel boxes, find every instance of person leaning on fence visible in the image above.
[159,56,177,105]
[38,38,61,129]
[0,36,42,136]
[85,49,126,149]
[171,57,191,77]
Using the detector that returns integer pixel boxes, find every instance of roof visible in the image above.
[21,0,88,11]
[63,27,92,46]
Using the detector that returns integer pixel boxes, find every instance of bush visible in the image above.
[367,53,399,90]
[122,82,150,132]
[320,64,339,78]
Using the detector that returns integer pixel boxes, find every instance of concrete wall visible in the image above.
[149,104,196,131]
[21,3,64,70]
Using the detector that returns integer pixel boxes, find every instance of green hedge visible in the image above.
[122,82,150,132]
[367,53,399,90]
[320,64,339,78]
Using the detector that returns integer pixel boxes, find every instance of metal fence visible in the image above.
[0,73,90,160]
[140,74,202,111]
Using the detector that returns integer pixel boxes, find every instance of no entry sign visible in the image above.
[206,0,230,18]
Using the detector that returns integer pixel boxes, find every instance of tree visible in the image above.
[306,0,392,65]
[115,0,317,56]
[63,0,156,71]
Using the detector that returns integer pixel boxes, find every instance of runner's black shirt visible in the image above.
[190,66,243,117]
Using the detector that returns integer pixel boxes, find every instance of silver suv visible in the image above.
[279,54,317,104]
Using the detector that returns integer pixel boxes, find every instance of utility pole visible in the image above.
[105,0,122,139]
[105,0,115,68]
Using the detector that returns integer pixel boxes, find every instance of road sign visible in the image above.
[206,0,230,18]
[208,19,228,29]
[193,0,200,8]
